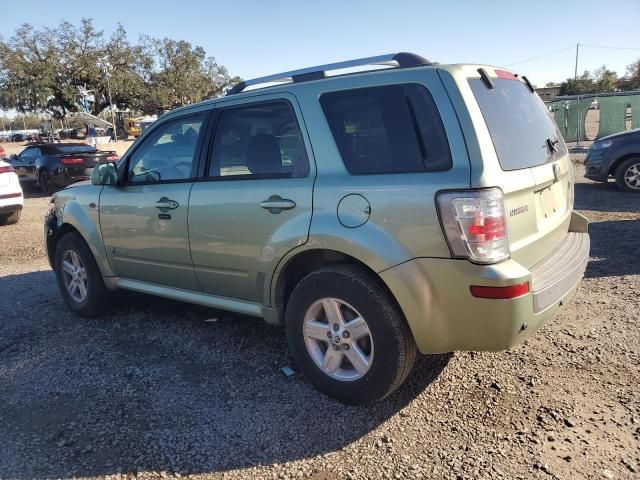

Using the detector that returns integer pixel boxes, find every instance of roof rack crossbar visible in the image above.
[226,52,432,95]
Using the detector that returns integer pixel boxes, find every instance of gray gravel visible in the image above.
[0,158,638,480]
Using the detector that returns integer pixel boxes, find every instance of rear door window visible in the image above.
[469,78,567,171]
[320,84,451,175]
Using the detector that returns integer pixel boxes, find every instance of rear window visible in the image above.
[52,145,98,154]
[320,84,451,175]
[469,78,567,171]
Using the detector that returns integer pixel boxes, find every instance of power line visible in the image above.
[503,46,575,67]
[504,43,640,68]
[581,44,640,51]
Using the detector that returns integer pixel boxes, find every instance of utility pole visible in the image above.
[100,57,118,144]
[574,43,580,81]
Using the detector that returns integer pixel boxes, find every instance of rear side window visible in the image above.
[320,84,451,175]
[469,78,567,171]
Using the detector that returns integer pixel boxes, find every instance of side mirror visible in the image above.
[91,161,119,186]
[10,154,17,160]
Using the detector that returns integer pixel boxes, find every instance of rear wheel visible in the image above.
[615,157,640,193]
[38,170,54,195]
[54,232,110,317]
[285,265,417,404]
[0,209,21,225]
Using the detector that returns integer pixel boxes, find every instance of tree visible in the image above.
[592,65,618,92]
[0,19,238,118]
[559,71,594,96]
[625,59,640,89]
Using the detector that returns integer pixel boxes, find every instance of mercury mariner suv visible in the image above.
[45,53,590,404]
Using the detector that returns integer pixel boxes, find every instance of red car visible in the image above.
[0,146,6,159]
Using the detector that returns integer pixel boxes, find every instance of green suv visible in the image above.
[45,53,590,404]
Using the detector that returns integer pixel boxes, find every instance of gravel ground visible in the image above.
[0,156,638,480]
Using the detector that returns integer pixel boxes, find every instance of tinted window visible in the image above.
[52,145,97,154]
[469,78,567,171]
[20,148,41,161]
[127,114,204,184]
[208,101,309,178]
[320,84,451,175]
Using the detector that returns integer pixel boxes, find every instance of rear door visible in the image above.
[452,67,573,268]
[188,93,314,304]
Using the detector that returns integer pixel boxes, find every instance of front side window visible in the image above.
[208,101,309,178]
[320,84,451,175]
[127,114,204,184]
[20,148,41,162]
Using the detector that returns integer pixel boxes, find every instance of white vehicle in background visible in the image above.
[0,159,23,225]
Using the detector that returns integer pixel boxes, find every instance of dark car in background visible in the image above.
[9,143,118,194]
[585,128,640,193]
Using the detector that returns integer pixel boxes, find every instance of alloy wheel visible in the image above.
[624,162,640,190]
[302,298,374,381]
[61,250,88,303]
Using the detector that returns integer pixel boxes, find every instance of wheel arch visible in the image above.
[609,152,640,176]
[271,248,405,326]
[49,201,114,277]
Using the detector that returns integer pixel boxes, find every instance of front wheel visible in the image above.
[54,232,110,317]
[285,265,417,404]
[615,157,640,193]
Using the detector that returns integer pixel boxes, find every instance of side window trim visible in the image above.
[200,97,310,182]
[120,111,211,186]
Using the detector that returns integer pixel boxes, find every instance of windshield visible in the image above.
[469,78,567,171]
[53,145,97,154]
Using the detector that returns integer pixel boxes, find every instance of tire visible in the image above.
[0,209,21,225]
[38,170,54,195]
[54,231,110,317]
[614,157,640,193]
[285,265,417,404]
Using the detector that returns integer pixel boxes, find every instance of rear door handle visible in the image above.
[260,195,296,214]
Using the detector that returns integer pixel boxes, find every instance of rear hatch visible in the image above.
[56,146,117,172]
[442,65,573,269]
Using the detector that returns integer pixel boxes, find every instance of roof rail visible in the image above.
[226,52,432,96]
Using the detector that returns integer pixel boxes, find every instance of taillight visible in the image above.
[61,157,85,165]
[106,155,119,161]
[0,165,15,173]
[436,188,510,264]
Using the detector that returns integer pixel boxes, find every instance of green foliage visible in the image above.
[626,59,640,90]
[0,19,239,118]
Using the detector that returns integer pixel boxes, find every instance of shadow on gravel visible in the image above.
[0,271,451,479]
[586,219,640,278]
[574,182,640,213]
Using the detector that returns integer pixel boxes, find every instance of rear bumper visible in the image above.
[381,212,590,354]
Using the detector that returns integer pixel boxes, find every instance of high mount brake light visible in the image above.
[61,157,84,165]
[436,188,510,264]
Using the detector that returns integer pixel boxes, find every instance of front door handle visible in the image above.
[156,197,180,212]
[260,195,296,214]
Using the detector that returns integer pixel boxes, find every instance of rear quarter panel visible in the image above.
[286,67,471,274]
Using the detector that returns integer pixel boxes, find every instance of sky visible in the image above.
[2,0,640,89]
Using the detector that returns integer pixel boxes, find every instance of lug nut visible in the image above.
[332,344,339,351]
[342,330,350,339]
[343,344,350,350]
[326,331,333,339]
[332,323,339,332]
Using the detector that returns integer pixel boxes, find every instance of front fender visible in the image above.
[54,187,114,277]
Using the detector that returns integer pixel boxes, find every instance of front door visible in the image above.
[188,95,314,304]
[99,112,207,290]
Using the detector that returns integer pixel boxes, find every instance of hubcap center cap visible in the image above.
[333,335,342,344]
